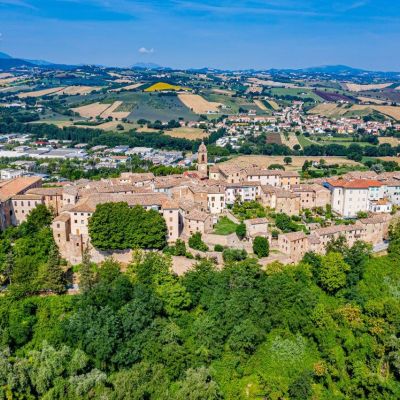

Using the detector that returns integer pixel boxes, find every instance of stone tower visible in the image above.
[197,141,208,174]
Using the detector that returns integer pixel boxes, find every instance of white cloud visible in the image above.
[138,47,154,54]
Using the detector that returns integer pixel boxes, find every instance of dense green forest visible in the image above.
[1,206,400,398]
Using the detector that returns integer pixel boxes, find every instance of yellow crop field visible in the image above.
[144,82,183,92]
[178,93,222,114]
[254,100,268,111]
[345,83,392,92]
[267,100,280,110]
[18,87,65,98]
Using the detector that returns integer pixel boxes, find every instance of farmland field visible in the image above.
[313,90,354,102]
[99,101,130,119]
[357,96,388,105]
[308,103,395,118]
[220,155,361,171]
[122,93,196,121]
[267,99,280,110]
[0,77,20,86]
[203,92,270,115]
[72,102,111,118]
[266,132,282,145]
[144,82,184,92]
[212,88,234,95]
[165,127,208,140]
[378,137,400,146]
[345,83,392,92]
[110,83,143,93]
[178,93,223,114]
[266,87,323,102]
[359,89,400,103]
[280,132,301,149]
[17,87,65,98]
[59,86,102,95]
[248,78,303,89]
[309,103,348,116]
[253,100,268,111]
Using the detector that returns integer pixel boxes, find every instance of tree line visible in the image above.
[1,204,400,398]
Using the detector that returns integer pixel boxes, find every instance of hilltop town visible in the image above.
[0,141,397,274]
[3,61,400,399]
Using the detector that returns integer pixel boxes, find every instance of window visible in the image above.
[28,201,30,206]
[74,220,77,223]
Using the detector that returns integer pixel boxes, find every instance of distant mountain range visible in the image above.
[131,62,165,70]
[0,51,76,70]
[0,52,399,77]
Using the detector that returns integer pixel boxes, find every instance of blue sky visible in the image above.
[0,0,399,70]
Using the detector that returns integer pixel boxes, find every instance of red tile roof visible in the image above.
[326,179,382,189]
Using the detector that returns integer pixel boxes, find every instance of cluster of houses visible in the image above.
[212,102,399,149]
[0,144,398,265]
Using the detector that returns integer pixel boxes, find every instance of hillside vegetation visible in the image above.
[1,206,400,399]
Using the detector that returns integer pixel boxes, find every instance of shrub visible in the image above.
[188,233,209,252]
[236,223,247,240]
[253,236,270,258]
[222,248,247,263]
[214,244,224,252]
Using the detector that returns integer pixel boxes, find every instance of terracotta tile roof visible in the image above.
[12,194,43,200]
[0,176,42,202]
[282,231,307,241]
[68,193,173,213]
[314,223,362,236]
[185,209,211,222]
[325,179,383,189]
[27,187,64,196]
[226,182,260,188]
[246,218,268,225]
[359,214,391,224]
[53,213,71,222]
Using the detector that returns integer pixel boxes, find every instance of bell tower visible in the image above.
[197,141,208,174]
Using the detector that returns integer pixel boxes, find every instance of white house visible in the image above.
[324,179,388,218]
